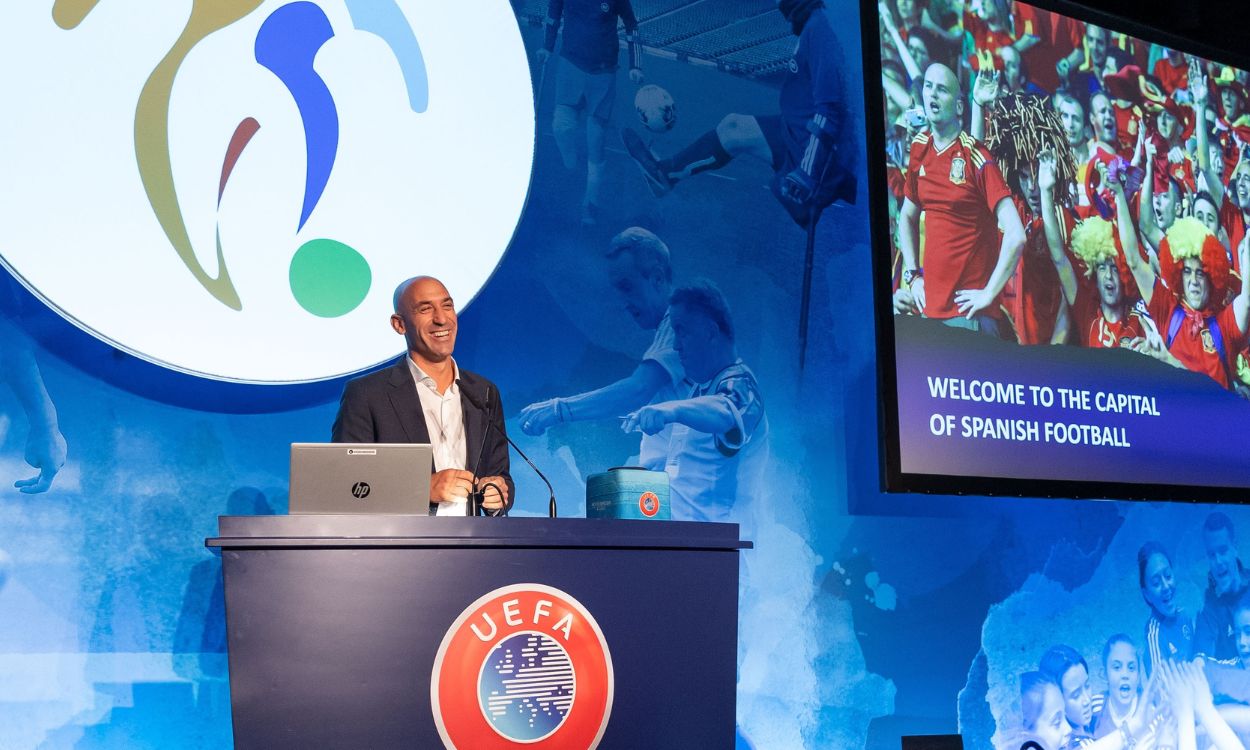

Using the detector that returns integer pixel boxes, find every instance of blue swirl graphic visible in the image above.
[255,2,338,231]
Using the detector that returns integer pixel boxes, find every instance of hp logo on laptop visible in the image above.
[351,482,371,499]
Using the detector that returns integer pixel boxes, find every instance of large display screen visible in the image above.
[869,0,1250,499]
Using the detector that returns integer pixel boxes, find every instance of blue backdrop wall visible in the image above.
[2,1,1246,749]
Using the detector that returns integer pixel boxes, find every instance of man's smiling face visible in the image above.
[391,276,457,364]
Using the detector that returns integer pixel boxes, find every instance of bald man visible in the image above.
[896,63,1025,338]
[331,276,514,515]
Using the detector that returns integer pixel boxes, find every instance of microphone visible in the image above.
[465,379,496,518]
[458,380,558,518]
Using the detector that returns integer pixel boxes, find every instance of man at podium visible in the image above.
[331,276,514,515]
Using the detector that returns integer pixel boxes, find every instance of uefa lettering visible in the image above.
[431,584,614,749]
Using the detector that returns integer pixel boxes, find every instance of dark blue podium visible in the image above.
[206,516,750,749]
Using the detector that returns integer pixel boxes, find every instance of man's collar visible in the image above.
[691,357,743,390]
[408,355,459,394]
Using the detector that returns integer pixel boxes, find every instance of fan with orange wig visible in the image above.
[1158,216,1231,311]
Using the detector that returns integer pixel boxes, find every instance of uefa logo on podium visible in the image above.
[638,491,661,517]
[431,584,614,749]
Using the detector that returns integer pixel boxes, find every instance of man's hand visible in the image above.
[1131,334,1185,368]
[909,276,927,314]
[621,404,669,435]
[1108,166,1127,198]
[536,48,551,66]
[1095,158,1116,193]
[1191,68,1208,108]
[1055,57,1070,79]
[476,475,510,511]
[518,399,561,436]
[953,287,995,319]
[430,468,475,503]
[629,67,644,85]
[893,286,921,315]
[972,70,1001,107]
[778,168,816,207]
[1037,148,1057,192]
[15,426,67,494]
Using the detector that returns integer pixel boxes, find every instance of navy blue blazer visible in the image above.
[330,358,514,514]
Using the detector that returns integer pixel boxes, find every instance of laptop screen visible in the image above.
[289,443,432,514]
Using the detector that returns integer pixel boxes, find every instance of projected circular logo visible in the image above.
[431,584,614,749]
[0,1,534,383]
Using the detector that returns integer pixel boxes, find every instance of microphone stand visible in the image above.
[466,382,495,518]
[459,380,558,518]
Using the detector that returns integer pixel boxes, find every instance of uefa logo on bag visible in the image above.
[0,1,533,383]
[431,584,614,749]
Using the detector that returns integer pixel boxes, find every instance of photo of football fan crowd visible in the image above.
[879,0,1250,397]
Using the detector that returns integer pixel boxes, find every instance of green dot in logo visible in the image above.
[289,239,371,317]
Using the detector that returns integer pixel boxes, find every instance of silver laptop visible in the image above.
[289,443,433,514]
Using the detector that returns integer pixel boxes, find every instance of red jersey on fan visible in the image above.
[1220,197,1246,274]
[1065,225,1146,349]
[963,10,1015,72]
[1082,307,1146,348]
[1012,3,1077,93]
[904,130,1014,320]
[887,163,906,201]
[1150,139,1196,195]
[1147,278,1247,388]
[1153,56,1188,95]
[1215,129,1242,181]
[1111,103,1142,160]
[1002,205,1067,344]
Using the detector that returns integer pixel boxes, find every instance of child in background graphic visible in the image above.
[1092,635,1141,739]
[1034,643,1162,749]
[1039,645,1096,740]
[1236,592,1250,669]
[1019,671,1072,750]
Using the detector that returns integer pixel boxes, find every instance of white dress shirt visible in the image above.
[407,356,469,516]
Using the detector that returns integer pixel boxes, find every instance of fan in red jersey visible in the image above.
[983,92,1078,344]
[1128,217,1250,388]
[1066,216,1148,349]
[897,63,1026,338]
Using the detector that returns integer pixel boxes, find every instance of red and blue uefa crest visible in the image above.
[638,491,660,517]
[431,584,614,749]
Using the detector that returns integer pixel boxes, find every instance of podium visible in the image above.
[207,515,750,749]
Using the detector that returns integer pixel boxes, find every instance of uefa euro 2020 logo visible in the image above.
[0,1,533,383]
[431,584,614,749]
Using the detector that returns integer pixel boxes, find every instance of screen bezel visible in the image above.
[863,0,1250,502]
